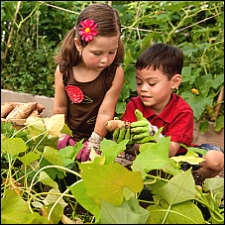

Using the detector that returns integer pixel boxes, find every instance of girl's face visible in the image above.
[76,35,119,71]
[136,67,181,114]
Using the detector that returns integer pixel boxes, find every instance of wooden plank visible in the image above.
[193,121,224,150]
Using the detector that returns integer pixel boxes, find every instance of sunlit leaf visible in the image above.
[25,116,46,136]
[150,170,196,205]
[79,162,143,206]
[45,114,65,137]
[43,188,68,209]
[18,152,40,165]
[41,203,63,224]
[171,155,205,165]
[214,116,224,132]
[100,197,149,224]
[38,171,59,189]
[147,199,205,224]
[1,189,48,224]
[2,138,27,157]
[43,146,65,167]
[70,180,100,221]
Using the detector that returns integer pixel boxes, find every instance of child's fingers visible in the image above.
[131,127,149,134]
[117,127,127,143]
[132,132,149,140]
[113,128,120,142]
[131,120,149,127]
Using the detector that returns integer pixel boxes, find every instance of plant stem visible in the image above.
[3,1,22,63]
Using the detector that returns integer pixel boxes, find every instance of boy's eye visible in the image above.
[149,83,156,86]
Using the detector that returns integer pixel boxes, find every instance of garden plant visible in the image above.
[1,1,224,224]
[1,1,224,134]
[1,115,224,224]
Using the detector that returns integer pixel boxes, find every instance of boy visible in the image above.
[113,43,224,184]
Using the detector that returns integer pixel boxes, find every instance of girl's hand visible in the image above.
[76,141,91,162]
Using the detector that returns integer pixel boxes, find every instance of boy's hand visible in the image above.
[131,109,160,144]
[113,126,134,145]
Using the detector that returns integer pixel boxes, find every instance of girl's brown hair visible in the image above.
[54,3,124,75]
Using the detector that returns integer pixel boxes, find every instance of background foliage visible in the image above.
[1,1,224,133]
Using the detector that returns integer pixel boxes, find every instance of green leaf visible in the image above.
[133,138,171,172]
[2,138,27,157]
[1,189,48,224]
[196,74,212,97]
[118,85,131,101]
[181,91,213,120]
[45,114,65,137]
[100,139,129,164]
[116,101,127,115]
[214,116,224,132]
[38,171,59,189]
[171,155,205,165]
[203,177,224,204]
[123,49,135,71]
[18,152,40,165]
[79,162,143,206]
[42,202,63,224]
[59,141,83,165]
[25,116,46,137]
[100,197,149,224]
[60,123,73,136]
[147,199,205,224]
[70,180,101,221]
[43,146,65,167]
[43,188,67,209]
[151,170,196,205]
[199,120,210,134]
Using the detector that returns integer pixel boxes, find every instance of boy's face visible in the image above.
[136,67,181,113]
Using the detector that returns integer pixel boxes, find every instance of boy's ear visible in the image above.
[74,38,82,52]
[171,74,182,89]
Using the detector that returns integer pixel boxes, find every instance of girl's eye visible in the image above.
[149,83,156,86]
[93,52,101,56]
[109,51,116,55]
[137,82,142,86]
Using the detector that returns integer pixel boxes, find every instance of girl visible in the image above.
[53,3,124,161]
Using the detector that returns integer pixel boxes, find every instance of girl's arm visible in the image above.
[94,65,124,138]
[53,65,68,116]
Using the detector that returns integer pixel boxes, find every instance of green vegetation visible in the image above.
[1,1,224,134]
[1,115,224,224]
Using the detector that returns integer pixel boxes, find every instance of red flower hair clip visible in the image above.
[79,18,98,42]
[65,85,84,103]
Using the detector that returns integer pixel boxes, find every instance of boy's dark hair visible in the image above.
[136,43,184,80]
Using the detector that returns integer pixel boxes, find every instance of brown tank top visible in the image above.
[62,65,117,142]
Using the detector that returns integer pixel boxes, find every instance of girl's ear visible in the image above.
[74,38,82,52]
[171,74,182,89]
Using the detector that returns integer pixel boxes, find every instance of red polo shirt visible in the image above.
[122,93,194,155]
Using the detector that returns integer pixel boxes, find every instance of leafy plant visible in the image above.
[1,115,224,224]
[1,1,224,132]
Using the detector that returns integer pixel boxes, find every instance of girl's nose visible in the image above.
[100,55,108,64]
